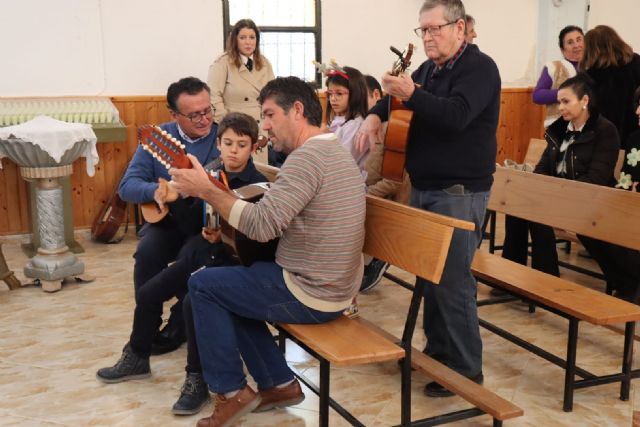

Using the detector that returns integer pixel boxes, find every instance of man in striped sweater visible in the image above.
[170,76,366,427]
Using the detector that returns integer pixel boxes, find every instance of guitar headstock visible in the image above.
[138,125,192,170]
[390,44,414,76]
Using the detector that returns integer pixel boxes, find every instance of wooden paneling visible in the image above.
[496,88,545,164]
[0,90,543,235]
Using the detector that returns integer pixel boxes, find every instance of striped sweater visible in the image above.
[228,133,366,312]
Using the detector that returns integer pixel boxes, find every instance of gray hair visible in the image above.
[420,0,466,23]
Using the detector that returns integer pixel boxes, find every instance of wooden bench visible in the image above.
[275,194,523,426]
[473,167,640,411]
[485,138,627,283]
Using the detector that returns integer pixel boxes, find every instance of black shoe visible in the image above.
[424,372,484,398]
[151,323,187,356]
[172,372,210,415]
[360,258,389,292]
[96,344,150,383]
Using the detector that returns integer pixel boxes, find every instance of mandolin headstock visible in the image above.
[390,44,414,76]
[138,125,192,170]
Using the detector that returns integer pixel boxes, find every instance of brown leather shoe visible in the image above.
[253,379,305,412]
[196,385,261,427]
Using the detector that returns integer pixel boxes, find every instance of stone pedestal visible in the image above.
[20,165,84,292]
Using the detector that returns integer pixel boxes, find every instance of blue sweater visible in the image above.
[119,121,219,203]
[371,44,501,192]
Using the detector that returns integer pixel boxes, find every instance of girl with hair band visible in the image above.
[323,64,371,177]
[319,63,370,317]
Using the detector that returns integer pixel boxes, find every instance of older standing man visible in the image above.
[170,76,366,426]
[357,0,501,397]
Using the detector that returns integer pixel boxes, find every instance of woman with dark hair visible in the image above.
[582,25,640,149]
[502,73,620,279]
[533,25,584,127]
[208,19,275,163]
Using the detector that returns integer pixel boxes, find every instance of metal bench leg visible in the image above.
[493,419,503,427]
[620,321,635,401]
[277,333,286,352]
[319,359,330,427]
[563,318,579,412]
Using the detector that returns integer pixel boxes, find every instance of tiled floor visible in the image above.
[0,221,637,426]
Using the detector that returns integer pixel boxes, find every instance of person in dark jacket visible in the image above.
[356,0,501,397]
[589,86,640,303]
[502,73,620,281]
[118,77,220,356]
[582,25,640,149]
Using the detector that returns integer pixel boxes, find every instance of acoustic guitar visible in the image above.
[137,125,277,266]
[140,136,268,224]
[91,173,128,243]
[381,44,414,182]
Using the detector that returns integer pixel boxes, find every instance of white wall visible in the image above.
[0,0,638,97]
[588,0,639,50]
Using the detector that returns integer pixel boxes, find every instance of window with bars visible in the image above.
[222,0,321,84]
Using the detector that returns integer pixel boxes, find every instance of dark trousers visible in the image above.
[129,226,216,357]
[578,236,640,300]
[501,215,560,276]
[411,187,489,378]
[183,294,200,373]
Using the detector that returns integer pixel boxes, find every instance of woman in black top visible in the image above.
[502,73,620,278]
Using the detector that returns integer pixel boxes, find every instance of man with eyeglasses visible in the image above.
[356,0,500,398]
[116,77,219,358]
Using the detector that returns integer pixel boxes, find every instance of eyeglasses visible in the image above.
[327,90,349,99]
[414,21,457,38]
[174,104,215,123]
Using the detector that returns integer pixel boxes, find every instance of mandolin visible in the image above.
[91,172,129,243]
[137,125,277,266]
[381,44,414,182]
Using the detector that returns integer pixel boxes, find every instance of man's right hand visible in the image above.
[355,114,384,154]
[153,178,177,211]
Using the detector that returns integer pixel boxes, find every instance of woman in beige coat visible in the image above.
[208,19,274,163]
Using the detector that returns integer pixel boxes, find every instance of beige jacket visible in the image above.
[208,53,275,163]
[208,53,274,125]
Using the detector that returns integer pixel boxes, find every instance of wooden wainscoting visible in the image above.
[0,89,543,235]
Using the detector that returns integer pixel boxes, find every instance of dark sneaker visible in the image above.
[96,344,150,384]
[424,372,484,398]
[172,372,210,415]
[254,379,305,412]
[151,322,186,356]
[196,385,261,427]
[360,258,389,292]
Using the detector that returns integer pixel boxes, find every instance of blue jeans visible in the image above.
[411,186,489,378]
[188,262,343,393]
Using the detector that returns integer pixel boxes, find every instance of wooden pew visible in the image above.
[256,162,523,426]
[277,195,523,426]
[473,167,640,411]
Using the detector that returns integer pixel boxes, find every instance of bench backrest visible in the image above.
[489,167,640,251]
[364,195,474,284]
[254,162,279,183]
[524,138,546,166]
[256,161,476,283]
